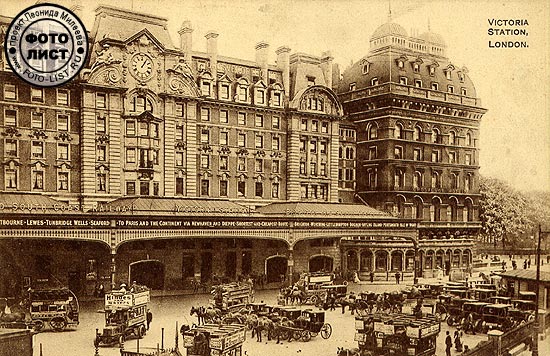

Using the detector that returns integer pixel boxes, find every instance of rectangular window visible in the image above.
[220,110,228,124]
[126,120,136,136]
[175,178,184,195]
[238,112,246,125]
[219,155,228,170]
[312,120,319,132]
[272,183,279,198]
[201,81,211,96]
[414,79,422,88]
[5,169,17,189]
[349,83,356,91]
[310,140,317,153]
[126,148,136,163]
[175,151,184,166]
[413,63,420,73]
[465,154,472,165]
[200,128,210,144]
[58,172,69,191]
[96,93,106,108]
[321,122,329,133]
[31,88,44,102]
[57,114,69,131]
[97,145,106,161]
[238,157,246,171]
[371,78,379,86]
[201,155,210,169]
[139,122,148,136]
[449,152,456,164]
[126,181,136,195]
[300,139,306,152]
[238,133,246,147]
[394,146,403,159]
[153,182,159,196]
[461,88,467,96]
[255,182,263,197]
[255,159,263,172]
[320,141,327,154]
[399,77,408,85]
[272,116,280,129]
[301,184,308,198]
[140,181,150,196]
[301,119,307,131]
[32,170,44,190]
[220,84,229,99]
[431,150,440,162]
[175,125,184,141]
[201,108,210,121]
[219,180,228,197]
[300,161,306,175]
[175,103,184,117]
[151,123,159,138]
[58,144,69,160]
[31,141,44,158]
[413,148,422,161]
[5,139,17,156]
[272,137,280,151]
[255,135,263,149]
[272,160,280,174]
[369,147,377,160]
[307,78,315,86]
[97,116,106,133]
[237,181,246,197]
[255,90,265,104]
[431,83,439,91]
[448,85,454,94]
[238,87,247,101]
[219,131,228,146]
[4,109,17,126]
[97,173,107,192]
[255,115,263,127]
[4,84,16,100]
[273,92,281,106]
[57,89,69,105]
[31,112,43,129]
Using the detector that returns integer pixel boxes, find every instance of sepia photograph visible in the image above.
[0,0,549,355]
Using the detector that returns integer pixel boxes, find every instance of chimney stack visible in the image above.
[320,51,334,89]
[255,41,269,83]
[205,31,219,76]
[178,21,193,64]
[276,46,291,97]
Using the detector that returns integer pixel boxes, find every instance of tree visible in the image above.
[479,176,531,248]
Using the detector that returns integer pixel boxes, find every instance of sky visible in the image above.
[1,0,549,192]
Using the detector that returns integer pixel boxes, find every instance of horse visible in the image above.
[190,306,221,325]
[337,347,361,356]
[250,316,275,342]
[221,311,245,325]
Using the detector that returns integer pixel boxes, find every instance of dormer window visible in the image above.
[201,80,211,97]
[413,63,420,73]
[429,66,436,75]
[399,77,408,85]
[362,62,370,74]
[238,86,247,101]
[445,70,452,80]
[458,72,465,82]
[273,92,282,106]
[349,83,356,91]
[255,89,265,104]
[371,78,379,86]
[397,60,404,69]
[220,83,230,100]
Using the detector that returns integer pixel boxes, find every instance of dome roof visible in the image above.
[419,31,446,46]
[370,22,408,41]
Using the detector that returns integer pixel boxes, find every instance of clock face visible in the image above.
[131,53,153,80]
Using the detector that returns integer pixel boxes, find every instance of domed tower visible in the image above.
[337,19,487,276]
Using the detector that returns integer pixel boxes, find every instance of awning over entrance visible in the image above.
[255,201,394,219]
[0,192,77,214]
[92,196,254,216]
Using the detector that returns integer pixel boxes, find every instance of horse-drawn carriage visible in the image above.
[182,323,246,356]
[274,309,332,342]
[210,282,254,313]
[354,291,405,316]
[283,272,335,305]
[0,288,79,332]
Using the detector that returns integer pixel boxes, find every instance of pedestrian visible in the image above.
[369,271,374,283]
[395,271,401,284]
[527,259,531,268]
[523,260,527,269]
[349,292,356,315]
[454,330,463,352]
[146,309,152,330]
[98,283,105,298]
[445,331,452,356]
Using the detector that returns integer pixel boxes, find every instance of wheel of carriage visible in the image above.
[50,317,67,331]
[301,330,311,342]
[137,324,146,338]
[435,306,448,321]
[280,329,290,340]
[293,330,302,340]
[320,323,332,339]
[32,319,45,332]
[310,295,319,305]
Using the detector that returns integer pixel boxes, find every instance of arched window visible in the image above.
[431,171,440,188]
[449,131,456,145]
[396,196,406,218]
[466,132,473,146]
[465,174,472,192]
[431,197,441,222]
[414,198,424,219]
[367,124,378,140]
[431,128,440,143]
[130,96,153,113]
[414,126,422,141]
[394,168,405,188]
[413,171,423,189]
[395,123,403,139]
[449,198,458,222]
[465,199,474,221]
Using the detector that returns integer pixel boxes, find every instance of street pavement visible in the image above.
[33,282,490,356]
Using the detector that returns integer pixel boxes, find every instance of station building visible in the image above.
[0,7,483,295]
